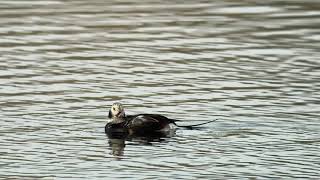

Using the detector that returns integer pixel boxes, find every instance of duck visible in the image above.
[105,102,216,135]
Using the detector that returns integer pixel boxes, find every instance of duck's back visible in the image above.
[125,114,174,133]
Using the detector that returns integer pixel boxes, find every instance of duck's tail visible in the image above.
[171,119,217,130]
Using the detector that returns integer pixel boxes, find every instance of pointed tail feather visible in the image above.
[171,119,217,130]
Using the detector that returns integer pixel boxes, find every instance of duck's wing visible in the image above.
[130,114,176,123]
[125,114,170,131]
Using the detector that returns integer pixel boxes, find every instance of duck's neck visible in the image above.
[111,117,125,123]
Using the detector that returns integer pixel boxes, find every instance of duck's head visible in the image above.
[108,102,126,119]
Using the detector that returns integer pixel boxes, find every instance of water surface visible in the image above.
[1,0,320,179]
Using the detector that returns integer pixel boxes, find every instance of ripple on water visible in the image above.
[1,0,320,179]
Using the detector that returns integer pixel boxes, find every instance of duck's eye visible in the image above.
[113,107,116,111]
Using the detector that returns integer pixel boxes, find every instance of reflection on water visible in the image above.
[106,129,174,157]
[1,0,320,179]
[108,138,126,157]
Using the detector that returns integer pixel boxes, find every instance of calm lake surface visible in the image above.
[1,0,320,179]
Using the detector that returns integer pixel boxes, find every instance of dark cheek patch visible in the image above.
[108,110,112,118]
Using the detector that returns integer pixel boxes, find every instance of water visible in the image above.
[1,0,320,179]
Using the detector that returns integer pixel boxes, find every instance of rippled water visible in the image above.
[1,0,320,179]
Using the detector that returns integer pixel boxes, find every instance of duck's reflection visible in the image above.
[106,129,175,156]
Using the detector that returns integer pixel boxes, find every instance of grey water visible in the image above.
[1,0,320,179]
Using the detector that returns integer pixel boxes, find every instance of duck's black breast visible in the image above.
[105,121,127,134]
[124,114,174,133]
